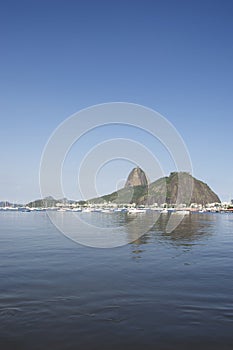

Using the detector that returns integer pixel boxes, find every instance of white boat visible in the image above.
[175,210,190,215]
[160,209,168,214]
[101,208,113,213]
[82,207,93,213]
[57,208,68,212]
[127,208,146,214]
[18,207,31,212]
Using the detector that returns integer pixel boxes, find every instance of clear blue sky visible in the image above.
[1,0,233,203]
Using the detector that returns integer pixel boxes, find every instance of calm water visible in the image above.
[0,211,233,350]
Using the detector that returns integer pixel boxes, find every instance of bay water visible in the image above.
[0,211,233,349]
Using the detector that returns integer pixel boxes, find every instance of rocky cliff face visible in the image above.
[146,172,220,205]
[124,167,149,188]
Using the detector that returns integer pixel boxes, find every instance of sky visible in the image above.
[0,0,233,203]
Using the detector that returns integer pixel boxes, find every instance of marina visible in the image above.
[1,203,233,214]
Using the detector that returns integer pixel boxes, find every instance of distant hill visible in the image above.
[26,196,87,208]
[90,168,220,205]
[27,196,58,208]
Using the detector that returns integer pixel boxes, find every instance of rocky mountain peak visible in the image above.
[124,167,149,188]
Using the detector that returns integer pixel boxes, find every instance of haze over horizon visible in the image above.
[1,0,233,203]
